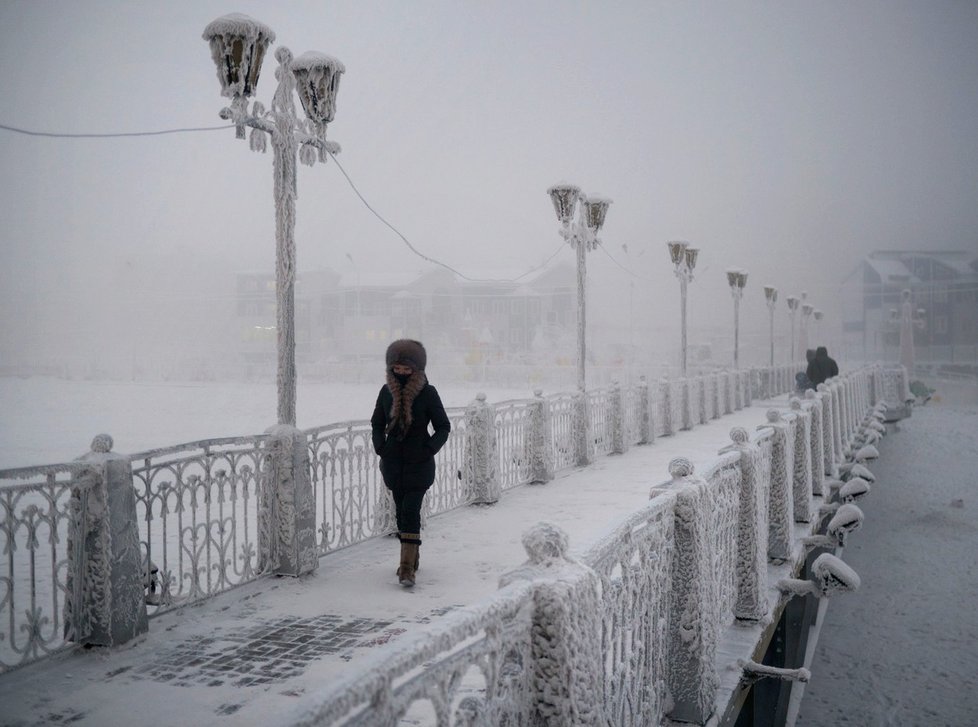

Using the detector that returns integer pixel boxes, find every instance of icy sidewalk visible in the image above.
[0,402,779,727]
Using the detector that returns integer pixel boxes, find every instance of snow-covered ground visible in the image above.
[0,377,533,470]
[798,381,978,726]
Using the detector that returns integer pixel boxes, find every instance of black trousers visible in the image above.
[391,489,426,536]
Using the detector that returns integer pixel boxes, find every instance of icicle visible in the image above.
[249,128,267,153]
[299,143,317,167]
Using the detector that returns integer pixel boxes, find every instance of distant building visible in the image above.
[233,263,576,369]
[839,250,978,361]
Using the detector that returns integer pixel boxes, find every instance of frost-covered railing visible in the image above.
[130,436,270,616]
[292,364,882,726]
[291,580,536,726]
[549,392,578,471]
[494,400,532,490]
[0,462,101,673]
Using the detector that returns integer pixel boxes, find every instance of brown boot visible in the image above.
[394,533,420,574]
[397,533,421,587]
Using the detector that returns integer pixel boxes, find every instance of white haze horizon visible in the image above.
[1,0,977,373]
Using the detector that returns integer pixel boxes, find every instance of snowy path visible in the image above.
[797,398,978,726]
[0,401,773,727]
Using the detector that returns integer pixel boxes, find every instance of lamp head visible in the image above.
[727,269,740,288]
[786,295,799,311]
[764,285,778,303]
[738,270,748,288]
[292,51,345,129]
[667,240,688,265]
[203,13,275,99]
[547,184,581,225]
[814,310,823,321]
[582,197,611,232]
[684,247,700,270]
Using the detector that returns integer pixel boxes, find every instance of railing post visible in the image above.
[697,376,708,425]
[526,389,555,484]
[712,373,722,419]
[67,434,148,647]
[725,428,769,622]
[464,393,500,503]
[573,389,592,466]
[804,389,825,496]
[499,522,605,726]
[637,376,653,445]
[817,383,838,478]
[681,377,693,430]
[789,398,813,523]
[759,411,794,562]
[660,378,674,437]
[610,380,627,455]
[261,425,318,576]
[651,458,721,724]
[743,369,753,408]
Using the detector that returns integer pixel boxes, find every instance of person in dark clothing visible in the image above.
[796,349,817,392]
[371,339,451,587]
[806,346,840,387]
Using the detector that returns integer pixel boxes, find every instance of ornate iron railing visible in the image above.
[549,392,578,471]
[293,580,536,726]
[582,498,676,725]
[0,462,101,672]
[130,436,269,617]
[494,400,533,490]
[588,388,614,457]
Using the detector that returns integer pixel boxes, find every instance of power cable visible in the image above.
[0,121,236,138]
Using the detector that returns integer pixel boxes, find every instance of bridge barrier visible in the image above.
[3,362,885,675]
[290,363,889,726]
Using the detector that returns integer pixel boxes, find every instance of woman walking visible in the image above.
[371,339,451,587]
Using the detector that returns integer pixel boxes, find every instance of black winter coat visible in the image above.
[371,382,451,493]
[806,348,839,387]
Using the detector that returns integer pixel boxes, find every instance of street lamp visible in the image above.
[547,184,611,391]
[764,285,778,367]
[667,241,700,376]
[726,269,748,369]
[813,309,823,344]
[203,13,344,426]
[799,292,814,354]
[786,295,800,363]
[896,289,926,376]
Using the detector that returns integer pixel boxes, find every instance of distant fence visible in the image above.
[1,362,910,675]
[290,363,890,726]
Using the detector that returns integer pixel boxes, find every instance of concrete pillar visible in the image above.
[526,389,554,484]
[610,380,627,455]
[463,393,500,503]
[66,434,148,647]
[789,399,813,523]
[637,376,653,445]
[725,428,769,621]
[499,522,605,726]
[760,411,794,562]
[660,378,674,437]
[573,390,592,466]
[804,390,825,496]
[261,425,318,576]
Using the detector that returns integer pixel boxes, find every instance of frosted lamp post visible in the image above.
[668,241,699,376]
[898,289,926,376]
[203,14,344,425]
[547,184,611,391]
[764,285,778,367]
[813,309,823,344]
[800,294,814,354]
[726,269,748,369]
[786,295,800,363]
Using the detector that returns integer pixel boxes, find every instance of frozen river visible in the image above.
[0,376,534,469]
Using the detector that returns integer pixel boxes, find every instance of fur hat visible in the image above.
[385,339,427,371]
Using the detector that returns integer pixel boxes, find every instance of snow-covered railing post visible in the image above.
[572,389,592,466]
[261,425,318,576]
[725,371,736,415]
[650,458,722,725]
[68,434,148,647]
[710,373,721,420]
[464,393,500,504]
[697,375,708,425]
[817,383,837,478]
[804,390,825,496]
[681,377,694,431]
[660,378,674,437]
[724,428,769,622]
[499,523,605,726]
[742,369,753,407]
[830,380,845,467]
[525,389,554,484]
[610,380,627,455]
[636,376,653,445]
[758,411,794,561]
[789,399,813,523]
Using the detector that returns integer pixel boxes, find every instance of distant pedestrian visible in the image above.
[807,346,840,387]
[371,339,451,587]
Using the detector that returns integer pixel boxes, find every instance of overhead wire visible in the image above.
[0,118,570,285]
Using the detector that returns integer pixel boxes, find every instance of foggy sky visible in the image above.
[1,0,977,363]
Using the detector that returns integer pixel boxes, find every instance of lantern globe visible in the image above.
[203,13,275,99]
[547,184,581,224]
[667,241,688,265]
[583,197,611,232]
[684,247,700,270]
[292,51,345,128]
